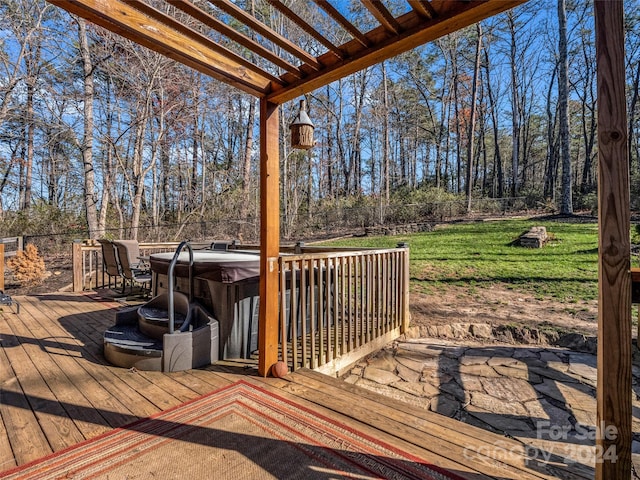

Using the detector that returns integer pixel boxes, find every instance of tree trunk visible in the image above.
[483,45,503,198]
[78,18,100,238]
[382,62,390,205]
[466,23,482,213]
[508,11,520,198]
[558,0,573,214]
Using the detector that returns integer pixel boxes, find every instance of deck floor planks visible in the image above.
[288,370,590,480]
[27,294,230,412]
[0,312,56,465]
[214,370,493,480]
[0,313,87,453]
[16,296,160,424]
[270,371,540,479]
[207,363,498,479]
[0,318,34,471]
[295,369,593,480]
[33,294,193,408]
[2,303,112,440]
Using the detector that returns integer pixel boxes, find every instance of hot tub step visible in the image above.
[104,324,163,371]
[137,292,190,340]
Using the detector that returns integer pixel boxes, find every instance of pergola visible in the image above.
[46,1,631,477]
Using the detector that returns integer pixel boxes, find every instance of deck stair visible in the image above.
[103,241,219,372]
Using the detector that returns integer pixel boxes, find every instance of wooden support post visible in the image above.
[397,242,410,333]
[0,243,4,291]
[258,98,280,377]
[595,2,631,477]
[72,241,84,293]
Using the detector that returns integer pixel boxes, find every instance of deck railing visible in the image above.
[71,240,410,375]
[277,244,410,375]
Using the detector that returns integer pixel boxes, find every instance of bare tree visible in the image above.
[558,0,572,214]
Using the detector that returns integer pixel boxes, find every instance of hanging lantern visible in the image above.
[289,99,314,150]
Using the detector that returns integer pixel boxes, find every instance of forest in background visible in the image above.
[0,0,639,247]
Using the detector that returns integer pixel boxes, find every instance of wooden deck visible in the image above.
[0,293,592,479]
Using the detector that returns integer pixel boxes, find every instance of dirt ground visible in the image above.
[4,252,599,339]
[409,284,598,336]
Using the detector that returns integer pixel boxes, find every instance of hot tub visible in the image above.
[150,250,261,359]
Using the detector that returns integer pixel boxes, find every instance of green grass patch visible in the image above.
[324,219,600,302]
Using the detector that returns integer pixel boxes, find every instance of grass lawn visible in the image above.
[325,218,600,303]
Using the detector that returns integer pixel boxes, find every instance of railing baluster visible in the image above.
[291,259,298,370]
[300,258,308,369]
[359,254,366,347]
[309,258,317,369]
[279,257,288,368]
[333,257,339,358]
[347,255,353,351]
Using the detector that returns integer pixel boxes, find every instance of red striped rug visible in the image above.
[2,381,464,480]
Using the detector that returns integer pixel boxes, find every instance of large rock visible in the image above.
[487,357,527,369]
[354,378,430,409]
[533,378,596,416]
[440,380,471,403]
[391,381,430,398]
[479,377,539,402]
[470,323,493,339]
[458,364,501,377]
[396,363,421,383]
[363,367,400,385]
[456,373,485,392]
[523,398,572,429]
[470,392,529,416]
[493,365,542,383]
[367,351,397,372]
[460,355,490,366]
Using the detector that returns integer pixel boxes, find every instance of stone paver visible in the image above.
[343,338,640,475]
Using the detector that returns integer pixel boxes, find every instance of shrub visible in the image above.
[7,244,46,286]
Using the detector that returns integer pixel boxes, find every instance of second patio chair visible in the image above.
[113,240,152,295]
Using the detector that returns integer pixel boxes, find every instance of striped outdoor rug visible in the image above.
[1,381,463,479]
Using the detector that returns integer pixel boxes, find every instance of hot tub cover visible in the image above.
[150,251,260,283]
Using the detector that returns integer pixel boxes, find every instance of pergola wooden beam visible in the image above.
[314,0,371,48]
[407,0,436,20]
[594,1,631,477]
[48,0,275,97]
[171,0,303,78]
[266,0,344,60]
[211,0,322,71]
[268,0,525,104]
[361,0,402,35]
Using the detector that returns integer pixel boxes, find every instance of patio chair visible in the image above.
[97,238,122,291]
[112,239,145,269]
[113,240,152,295]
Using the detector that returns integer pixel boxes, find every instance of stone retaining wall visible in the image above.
[364,222,435,236]
[404,323,597,354]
